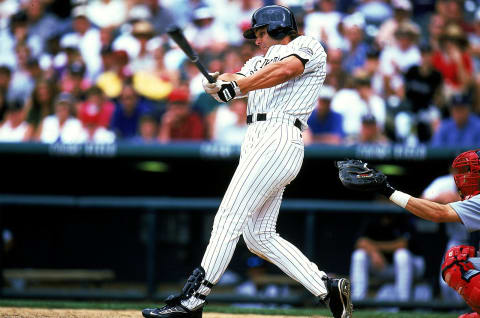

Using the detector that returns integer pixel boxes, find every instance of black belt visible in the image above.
[246,113,302,130]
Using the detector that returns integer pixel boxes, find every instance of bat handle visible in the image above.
[193,58,216,83]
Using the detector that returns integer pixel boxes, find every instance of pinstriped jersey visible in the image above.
[238,35,327,126]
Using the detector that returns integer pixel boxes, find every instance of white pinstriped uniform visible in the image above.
[190,35,328,306]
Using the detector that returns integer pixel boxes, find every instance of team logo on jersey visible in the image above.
[299,47,313,56]
[251,56,281,74]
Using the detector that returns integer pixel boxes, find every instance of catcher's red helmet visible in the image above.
[452,149,480,199]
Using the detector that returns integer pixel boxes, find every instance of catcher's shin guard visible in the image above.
[322,277,353,318]
[142,267,214,318]
[442,247,480,313]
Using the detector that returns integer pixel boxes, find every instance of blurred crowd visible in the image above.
[0,0,480,146]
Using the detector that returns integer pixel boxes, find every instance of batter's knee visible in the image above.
[242,228,276,255]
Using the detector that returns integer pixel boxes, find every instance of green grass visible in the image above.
[0,299,463,318]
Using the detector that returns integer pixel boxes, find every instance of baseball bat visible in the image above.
[167,26,216,83]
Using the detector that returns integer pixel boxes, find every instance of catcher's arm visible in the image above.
[336,159,462,223]
[404,197,461,223]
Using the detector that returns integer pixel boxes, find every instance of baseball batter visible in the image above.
[337,149,480,318]
[143,5,353,318]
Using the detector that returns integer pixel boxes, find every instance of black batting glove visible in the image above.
[217,81,241,102]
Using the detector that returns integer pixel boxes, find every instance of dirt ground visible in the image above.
[0,308,330,318]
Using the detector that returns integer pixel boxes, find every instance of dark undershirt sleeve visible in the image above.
[281,53,308,67]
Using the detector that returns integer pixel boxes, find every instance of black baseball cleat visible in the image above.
[142,295,203,318]
[322,277,353,318]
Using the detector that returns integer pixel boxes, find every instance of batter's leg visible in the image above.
[242,186,328,298]
[242,185,353,318]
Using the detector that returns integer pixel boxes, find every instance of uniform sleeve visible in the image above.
[237,56,261,77]
[285,36,326,74]
[449,195,480,232]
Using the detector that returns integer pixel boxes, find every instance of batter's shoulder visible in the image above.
[290,35,325,52]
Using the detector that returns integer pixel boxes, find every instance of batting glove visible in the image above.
[217,80,242,102]
[202,72,220,94]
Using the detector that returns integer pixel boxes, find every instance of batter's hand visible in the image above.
[202,72,220,94]
[217,80,242,102]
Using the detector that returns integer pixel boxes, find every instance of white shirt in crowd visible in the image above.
[0,121,28,142]
[331,88,386,136]
[40,115,85,144]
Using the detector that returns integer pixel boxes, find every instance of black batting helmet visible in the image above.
[243,5,298,40]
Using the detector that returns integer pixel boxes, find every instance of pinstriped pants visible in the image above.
[201,121,328,298]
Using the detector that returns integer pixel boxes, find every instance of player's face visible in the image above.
[254,27,281,54]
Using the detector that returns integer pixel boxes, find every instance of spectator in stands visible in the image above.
[77,86,114,129]
[427,13,447,52]
[9,42,35,104]
[468,9,480,113]
[130,113,159,144]
[376,0,417,49]
[110,83,153,140]
[341,12,369,74]
[421,173,466,304]
[346,114,388,145]
[403,43,443,143]
[324,48,348,91]
[0,0,19,30]
[353,46,383,97]
[60,6,102,80]
[378,22,421,98]
[436,0,471,32]
[212,0,259,46]
[95,48,129,99]
[432,23,473,99]
[78,106,116,144]
[24,78,56,140]
[304,85,344,145]
[132,44,175,103]
[0,11,42,69]
[60,61,91,103]
[183,6,229,55]
[24,0,64,55]
[85,0,127,29]
[350,214,425,302]
[431,93,480,147]
[303,0,343,49]
[331,70,386,140]
[37,92,84,143]
[207,98,247,145]
[0,66,12,122]
[0,99,28,142]
[128,20,156,74]
[158,88,205,143]
[144,0,175,35]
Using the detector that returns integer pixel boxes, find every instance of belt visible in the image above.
[246,113,302,130]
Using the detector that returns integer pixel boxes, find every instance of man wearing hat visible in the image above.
[431,93,480,147]
[60,5,102,79]
[304,85,344,145]
[158,88,205,142]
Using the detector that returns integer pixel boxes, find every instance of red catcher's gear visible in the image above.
[459,312,480,318]
[452,149,480,199]
[442,246,480,313]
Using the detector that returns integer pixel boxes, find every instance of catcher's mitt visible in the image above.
[336,159,387,192]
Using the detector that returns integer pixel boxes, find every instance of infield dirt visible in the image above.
[0,308,330,318]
